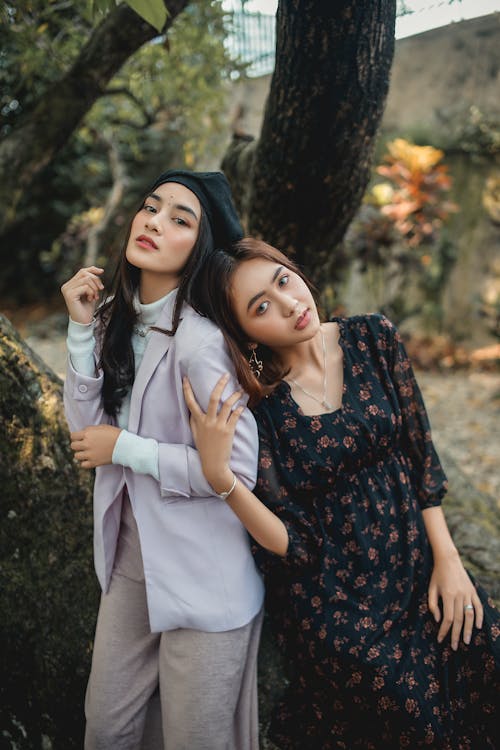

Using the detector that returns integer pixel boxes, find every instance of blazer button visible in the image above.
[78,384,88,393]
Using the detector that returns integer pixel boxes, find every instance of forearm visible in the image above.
[214,470,288,556]
[66,317,97,377]
[422,505,459,560]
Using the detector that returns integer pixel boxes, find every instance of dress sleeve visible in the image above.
[385,317,448,509]
[251,412,321,575]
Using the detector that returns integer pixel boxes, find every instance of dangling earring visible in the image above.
[248,344,263,378]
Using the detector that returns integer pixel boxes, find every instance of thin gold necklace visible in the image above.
[288,327,333,410]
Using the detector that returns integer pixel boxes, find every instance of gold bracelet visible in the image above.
[219,474,237,501]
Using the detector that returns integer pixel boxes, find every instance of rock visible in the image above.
[0,313,97,749]
[440,446,500,600]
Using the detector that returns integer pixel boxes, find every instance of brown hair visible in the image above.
[191,237,320,407]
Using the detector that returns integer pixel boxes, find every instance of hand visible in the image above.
[61,266,105,324]
[182,373,244,492]
[70,425,122,469]
[428,550,483,650]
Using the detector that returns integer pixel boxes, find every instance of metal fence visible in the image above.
[225,2,497,78]
[225,10,276,78]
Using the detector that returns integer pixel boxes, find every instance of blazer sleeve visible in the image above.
[63,321,111,432]
[158,331,259,500]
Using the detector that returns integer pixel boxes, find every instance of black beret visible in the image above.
[150,169,243,247]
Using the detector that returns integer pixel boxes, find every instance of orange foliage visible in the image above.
[375,139,458,246]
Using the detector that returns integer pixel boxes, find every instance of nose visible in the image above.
[145,213,161,233]
[282,296,299,317]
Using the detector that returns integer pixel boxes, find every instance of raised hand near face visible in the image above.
[61,266,105,325]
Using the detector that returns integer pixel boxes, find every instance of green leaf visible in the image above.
[124,0,167,32]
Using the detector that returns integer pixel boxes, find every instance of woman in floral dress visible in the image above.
[184,238,499,749]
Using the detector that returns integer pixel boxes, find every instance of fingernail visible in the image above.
[464,636,470,644]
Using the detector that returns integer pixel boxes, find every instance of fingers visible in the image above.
[472,591,483,630]
[63,267,104,291]
[75,269,104,301]
[427,585,441,623]
[182,377,203,417]
[183,374,244,425]
[449,602,465,651]
[218,388,243,423]
[462,592,483,644]
[227,405,244,429]
[437,595,483,650]
[437,598,454,645]
[462,601,475,645]
[206,373,230,418]
[61,267,105,303]
[61,267,105,323]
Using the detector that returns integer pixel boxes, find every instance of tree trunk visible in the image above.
[0,314,96,749]
[223,0,397,284]
[0,0,189,236]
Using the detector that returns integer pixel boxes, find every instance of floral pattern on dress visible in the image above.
[252,314,499,750]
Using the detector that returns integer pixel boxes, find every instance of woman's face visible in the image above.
[125,182,201,283]
[230,257,321,349]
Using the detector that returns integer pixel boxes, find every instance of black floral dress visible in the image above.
[252,315,499,750]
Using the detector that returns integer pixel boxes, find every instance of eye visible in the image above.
[255,301,269,315]
[278,274,289,287]
[173,217,188,226]
[143,203,157,214]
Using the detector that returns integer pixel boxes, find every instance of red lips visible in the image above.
[295,309,311,330]
[136,235,159,250]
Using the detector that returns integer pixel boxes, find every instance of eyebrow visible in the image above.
[147,193,199,221]
[246,266,284,311]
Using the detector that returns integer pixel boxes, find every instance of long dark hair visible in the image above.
[191,237,320,407]
[96,200,214,418]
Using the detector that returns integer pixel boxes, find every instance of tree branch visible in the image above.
[103,86,156,127]
[0,0,189,234]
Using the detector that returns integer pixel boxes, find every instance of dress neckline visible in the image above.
[280,318,347,418]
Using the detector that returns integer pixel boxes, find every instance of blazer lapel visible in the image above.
[127,291,178,432]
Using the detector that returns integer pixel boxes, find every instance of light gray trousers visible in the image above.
[84,495,263,750]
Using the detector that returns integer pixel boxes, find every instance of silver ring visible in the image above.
[464,604,474,611]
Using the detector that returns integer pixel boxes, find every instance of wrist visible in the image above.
[432,545,459,563]
[209,468,236,497]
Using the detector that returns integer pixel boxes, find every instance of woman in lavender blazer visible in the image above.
[61,170,264,750]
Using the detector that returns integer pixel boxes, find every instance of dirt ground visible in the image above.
[17,316,500,506]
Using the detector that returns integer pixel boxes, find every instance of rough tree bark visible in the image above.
[0,0,189,236]
[223,0,397,283]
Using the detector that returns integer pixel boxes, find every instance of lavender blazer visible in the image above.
[63,292,264,633]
